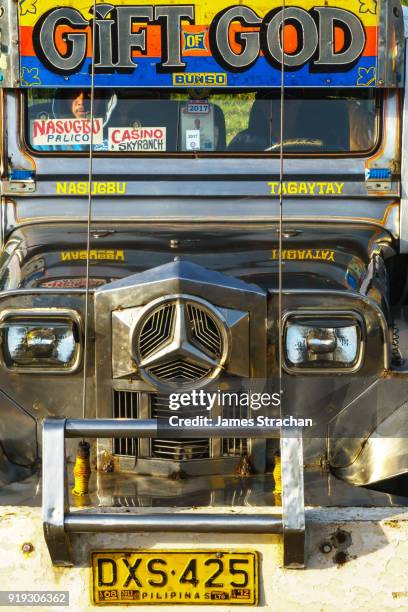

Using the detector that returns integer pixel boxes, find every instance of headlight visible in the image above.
[0,309,81,372]
[284,313,363,373]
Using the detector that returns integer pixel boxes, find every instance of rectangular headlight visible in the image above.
[284,313,363,373]
[0,309,81,372]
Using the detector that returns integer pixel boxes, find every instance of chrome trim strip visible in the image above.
[65,513,283,534]
[65,418,280,439]
[400,32,408,251]
[8,200,399,231]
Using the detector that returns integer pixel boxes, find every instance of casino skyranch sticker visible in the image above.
[108,127,167,152]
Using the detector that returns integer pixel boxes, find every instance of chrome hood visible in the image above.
[1,222,395,299]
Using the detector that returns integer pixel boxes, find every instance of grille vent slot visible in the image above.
[152,439,210,460]
[113,390,139,456]
[151,394,210,460]
[187,303,223,357]
[222,399,249,457]
[139,302,176,359]
[149,359,210,383]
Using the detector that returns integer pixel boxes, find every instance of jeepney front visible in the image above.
[0,0,407,578]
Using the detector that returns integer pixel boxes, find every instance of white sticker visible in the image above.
[32,118,104,146]
[108,127,166,151]
[186,101,210,114]
[186,130,201,151]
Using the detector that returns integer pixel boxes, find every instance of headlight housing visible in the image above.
[283,312,364,373]
[0,309,82,373]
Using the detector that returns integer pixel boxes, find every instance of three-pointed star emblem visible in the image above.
[139,298,221,371]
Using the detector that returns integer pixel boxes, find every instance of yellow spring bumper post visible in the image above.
[273,451,282,505]
[72,441,91,497]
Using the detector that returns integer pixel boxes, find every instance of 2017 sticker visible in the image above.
[186,101,210,114]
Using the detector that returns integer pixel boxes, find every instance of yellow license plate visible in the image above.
[91,550,259,605]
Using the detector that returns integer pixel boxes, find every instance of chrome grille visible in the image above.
[149,359,210,383]
[112,390,138,456]
[112,392,249,464]
[139,302,175,359]
[187,303,223,357]
[152,439,210,460]
[151,394,210,460]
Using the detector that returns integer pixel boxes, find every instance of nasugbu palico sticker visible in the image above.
[31,118,104,146]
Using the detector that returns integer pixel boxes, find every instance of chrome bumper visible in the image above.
[42,419,305,568]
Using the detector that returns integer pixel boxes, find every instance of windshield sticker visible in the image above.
[268,182,345,196]
[32,118,104,146]
[56,182,126,195]
[20,1,380,88]
[60,250,125,262]
[186,129,201,151]
[180,104,215,151]
[271,249,336,263]
[108,127,166,152]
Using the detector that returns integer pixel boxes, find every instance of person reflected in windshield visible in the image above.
[71,91,90,120]
[227,93,306,152]
[227,90,369,153]
[348,99,375,151]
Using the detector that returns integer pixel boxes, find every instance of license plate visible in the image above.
[91,550,259,605]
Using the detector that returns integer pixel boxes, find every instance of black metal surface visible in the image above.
[3,222,393,296]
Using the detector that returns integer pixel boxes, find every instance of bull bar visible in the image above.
[42,419,305,568]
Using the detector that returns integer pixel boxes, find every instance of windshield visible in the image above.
[25,88,379,155]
